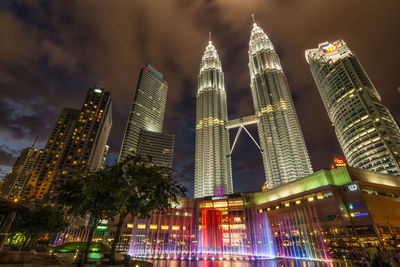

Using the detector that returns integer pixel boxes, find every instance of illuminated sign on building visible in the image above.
[349,203,362,209]
[211,196,227,200]
[335,158,346,167]
[331,158,346,169]
[348,184,357,191]
[322,43,337,53]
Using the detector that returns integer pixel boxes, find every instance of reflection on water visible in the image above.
[142,259,352,267]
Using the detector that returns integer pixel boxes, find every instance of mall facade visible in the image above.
[55,166,400,260]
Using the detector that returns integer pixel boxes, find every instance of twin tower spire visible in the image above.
[194,18,313,198]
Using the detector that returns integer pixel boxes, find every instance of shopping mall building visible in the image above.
[56,166,400,260]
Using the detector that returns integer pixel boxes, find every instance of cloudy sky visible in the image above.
[0,0,399,197]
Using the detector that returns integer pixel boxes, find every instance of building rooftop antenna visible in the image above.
[31,136,38,148]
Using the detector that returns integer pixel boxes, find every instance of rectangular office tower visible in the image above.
[25,88,112,200]
[248,22,313,189]
[306,40,400,175]
[119,65,168,161]
[0,147,42,200]
[137,130,174,169]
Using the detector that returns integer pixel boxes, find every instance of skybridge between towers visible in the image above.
[225,115,261,154]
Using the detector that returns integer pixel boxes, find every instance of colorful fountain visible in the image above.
[127,194,329,262]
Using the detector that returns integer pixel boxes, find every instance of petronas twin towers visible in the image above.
[194,21,313,198]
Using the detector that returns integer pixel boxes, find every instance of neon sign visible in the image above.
[348,184,357,191]
[335,158,346,167]
[354,212,368,217]
[322,43,337,53]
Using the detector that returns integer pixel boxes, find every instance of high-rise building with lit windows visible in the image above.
[25,88,112,200]
[194,40,233,198]
[0,147,42,200]
[306,40,400,175]
[137,130,174,169]
[119,65,168,161]
[248,22,312,189]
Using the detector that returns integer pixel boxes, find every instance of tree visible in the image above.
[8,201,66,250]
[56,168,117,263]
[108,155,186,263]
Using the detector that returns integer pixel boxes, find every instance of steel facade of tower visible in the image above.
[248,23,313,189]
[119,64,168,160]
[194,41,233,198]
[306,40,400,175]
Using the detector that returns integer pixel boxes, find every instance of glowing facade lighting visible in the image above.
[248,22,313,189]
[119,65,168,160]
[306,40,400,176]
[322,44,337,53]
[194,40,233,198]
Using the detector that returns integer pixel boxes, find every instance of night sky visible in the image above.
[0,0,399,197]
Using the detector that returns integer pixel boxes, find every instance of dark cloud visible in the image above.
[0,166,11,180]
[0,145,18,166]
[0,0,399,195]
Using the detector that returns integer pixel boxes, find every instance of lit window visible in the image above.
[149,225,157,230]
[161,225,169,230]
[137,224,146,229]
[172,226,180,231]
[296,200,301,205]
[284,203,290,207]
[308,197,314,202]
[127,224,133,229]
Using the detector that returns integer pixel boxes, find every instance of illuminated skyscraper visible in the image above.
[0,147,42,200]
[194,39,233,198]
[119,65,168,160]
[306,40,400,175]
[137,130,174,169]
[25,88,112,200]
[248,21,312,189]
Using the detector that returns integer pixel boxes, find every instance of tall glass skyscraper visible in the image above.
[248,22,312,189]
[194,40,233,198]
[119,64,168,160]
[306,40,400,175]
[138,130,174,169]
